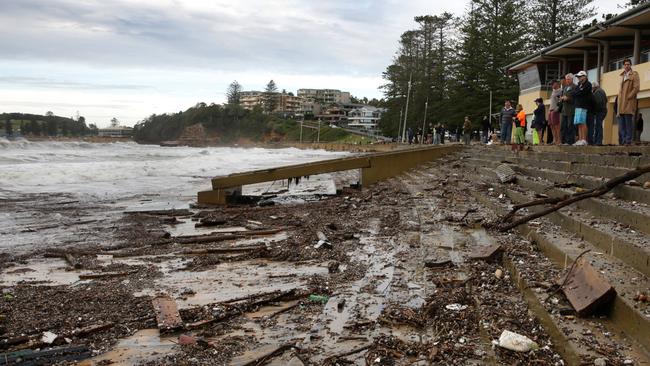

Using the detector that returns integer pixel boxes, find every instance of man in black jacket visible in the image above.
[591,81,607,145]
[571,71,592,146]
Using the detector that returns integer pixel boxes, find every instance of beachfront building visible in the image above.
[297,89,351,105]
[98,126,133,137]
[505,2,650,143]
[346,105,385,130]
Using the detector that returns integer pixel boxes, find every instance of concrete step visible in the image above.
[463,159,650,278]
[514,175,650,236]
[399,165,649,364]
[472,149,650,183]
[463,156,650,206]
[486,144,650,156]
[469,185,650,357]
[479,146,650,170]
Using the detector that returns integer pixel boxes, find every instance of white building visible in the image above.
[346,106,384,130]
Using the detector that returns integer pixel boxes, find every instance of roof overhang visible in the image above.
[506,2,650,73]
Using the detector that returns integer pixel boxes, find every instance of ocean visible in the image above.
[0,139,349,252]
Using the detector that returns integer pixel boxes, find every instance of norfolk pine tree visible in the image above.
[263,80,278,113]
[226,81,242,105]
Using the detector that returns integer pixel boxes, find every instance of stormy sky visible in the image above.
[0,0,623,126]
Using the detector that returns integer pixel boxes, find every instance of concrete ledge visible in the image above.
[198,145,463,204]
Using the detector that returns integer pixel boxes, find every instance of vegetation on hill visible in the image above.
[133,102,356,144]
[1,112,94,137]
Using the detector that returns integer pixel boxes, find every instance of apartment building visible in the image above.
[297,89,351,105]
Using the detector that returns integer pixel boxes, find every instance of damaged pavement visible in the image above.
[1,145,649,365]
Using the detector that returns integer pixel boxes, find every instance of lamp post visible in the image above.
[402,74,412,143]
[421,96,428,145]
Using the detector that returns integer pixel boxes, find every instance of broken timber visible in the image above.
[152,295,183,332]
[198,145,462,204]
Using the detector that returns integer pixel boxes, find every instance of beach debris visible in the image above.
[494,268,503,279]
[0,345,91,364]
[41,331,58,344]
[560,258,616,317]
[230,342,295,366]
[152,295,183,332]
[314,231,332,249]
[176,228,284,244]
[308,294,329,304]
[469,244,503,261]
[497,330,539,352]
[424,258,453,268]
[78,271,136,280]
[495,164,516,183]
[72,322,115,337]
[445,303,468,311]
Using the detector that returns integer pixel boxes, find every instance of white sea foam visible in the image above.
[0,140,349,202]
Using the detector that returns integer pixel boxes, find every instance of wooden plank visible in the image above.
[561,258,616,317]
[152,295,183,331]
[211,156,371,189]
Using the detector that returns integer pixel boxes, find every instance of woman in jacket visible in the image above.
[531,98,545,145]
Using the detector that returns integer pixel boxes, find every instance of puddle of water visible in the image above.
[0,258,92,286]
[79,329,175,366]
[135,259,327,309]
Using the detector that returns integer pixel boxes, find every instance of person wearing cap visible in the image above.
[571,70,592,146]
[548,81,562,145]
[531,98,545,145]
[560,73,576,145]
[617,59,640,145]
[591,81,607,145]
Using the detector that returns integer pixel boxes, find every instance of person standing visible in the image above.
[531,98,545,145]
[635,114,644,143]
[500,100,516,144]
[463,116,472,145]
[560,73,576,145]
[481,116,490,143]
[591,81,607,146]
[617,59,640,145]
[548,81,562,145]
[514,104,526,149]
[571,71,592,146]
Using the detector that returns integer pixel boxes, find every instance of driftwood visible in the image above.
[231,343,296,366]
[176,228,285,244]
[78,271,136,280]
[187,289,297,330]
[184,244,267,255]
[499,164,650,231]
[323,344,371,363]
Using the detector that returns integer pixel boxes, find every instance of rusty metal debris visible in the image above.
[560,257,616,317]
[469,244,503,261]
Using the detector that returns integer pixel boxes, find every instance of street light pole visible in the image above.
[398,108,403,142]
[402,73,412,143]
[300,119,304,143]
[317,119,321,143]
[421,96,428,145]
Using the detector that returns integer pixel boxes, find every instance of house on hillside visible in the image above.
[505,2,650,143]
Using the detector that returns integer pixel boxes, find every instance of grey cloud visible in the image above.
[0,76,150,90]
[0,0,398,76]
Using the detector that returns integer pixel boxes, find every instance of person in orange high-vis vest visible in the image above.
[514,104,526,148]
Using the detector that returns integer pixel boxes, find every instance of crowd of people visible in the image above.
[499,58,643,147]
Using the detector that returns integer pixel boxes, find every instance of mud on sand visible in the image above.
[2,157,588,365]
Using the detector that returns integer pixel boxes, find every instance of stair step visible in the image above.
[470,189,650,357]
[462,156,650,206]
[479,147,650,170]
